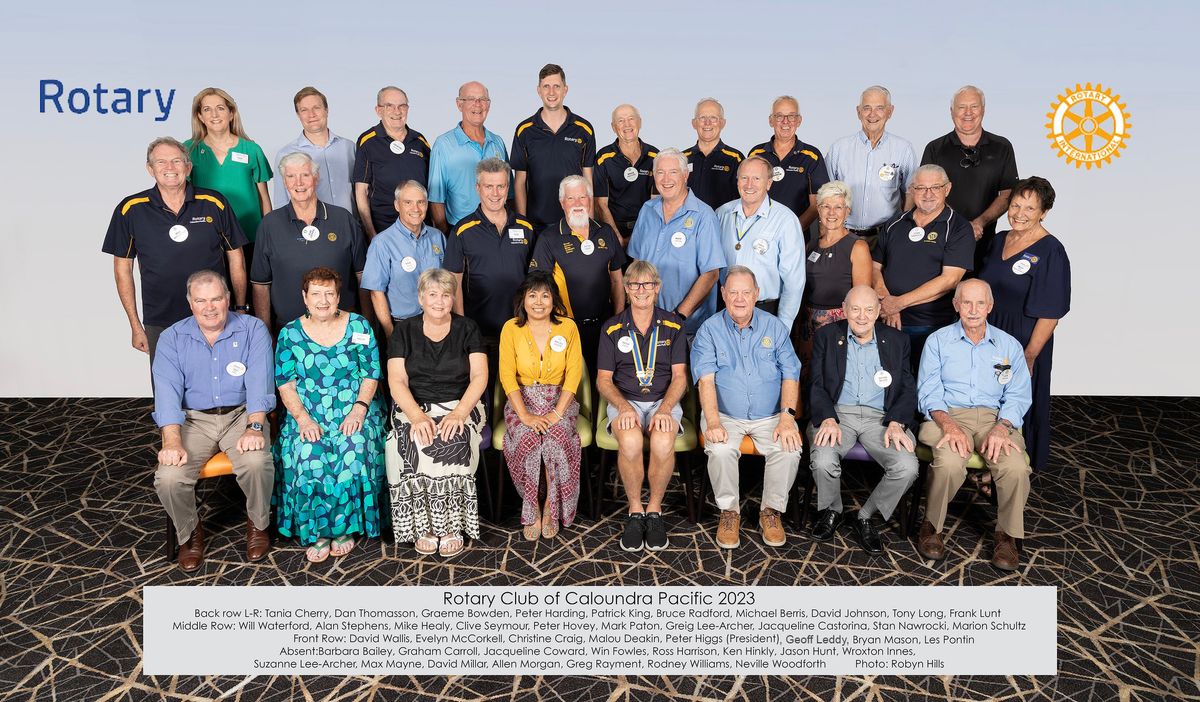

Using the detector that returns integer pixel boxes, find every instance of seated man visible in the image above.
[916,279,1032,571]
[596,260,687,552]
[808,285,918,555]
[152,270,276,572]
[692,266,802,549]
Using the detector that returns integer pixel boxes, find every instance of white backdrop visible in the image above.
[2,0,1196,397]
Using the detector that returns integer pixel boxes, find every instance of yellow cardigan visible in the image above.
[498,317,583,397]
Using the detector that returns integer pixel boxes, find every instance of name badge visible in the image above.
[390,141,406,155]
[351,332,370,345]
[580,239,595,255]
[807,251,821,263]
[225,361,246,377]
[686,162,694,172]
[771,166,785,182]
[752,238,769,255]
[301,225,320,241]
[623,166,639,182]
[508,229,525,241]
[998,369,1013,385]
[878,164,896,181]
[400,256,417,273]
[670,231,686,248]
[168,225,189,242]
[549,335,567,353]
[617,336,634,353]
[908,227,925,242]
[873,369,892,388]
[1012,259,1032,275]
[230,151,249,164]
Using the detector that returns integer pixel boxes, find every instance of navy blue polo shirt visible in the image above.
[746,137,830,217]
[684,140,744,211]
[352,122,431,232]
[509,106,597,230]
[443,207,537,336]
[597,306,688,401]
[594,140,657,223]
[529,219,626,321]
[102,184,247,327]
[249,200,367,323]
[874,206,975,327]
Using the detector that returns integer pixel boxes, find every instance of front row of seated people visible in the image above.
[153,262,1031,573]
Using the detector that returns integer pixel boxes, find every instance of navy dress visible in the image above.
[978,231,1071,471]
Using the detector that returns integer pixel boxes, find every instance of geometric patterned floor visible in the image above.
[1,396,1197,701]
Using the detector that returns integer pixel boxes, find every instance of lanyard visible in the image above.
[628,324,660,394]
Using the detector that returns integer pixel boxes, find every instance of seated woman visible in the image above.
[499,270,584,541]
[273,266,385,562]
[595,260,689,552]
[386,268,488,558]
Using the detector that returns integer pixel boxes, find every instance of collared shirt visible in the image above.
[874,206,975,327]
[498,316,583,397]
[691,309,801,421]
[273,130,357,211]
[826,130,917,230]
[250,200,367,323]
[836,328,885,411]
[684,140,744,211]
[360,220,446,320]
[529,219,626,321]
[352,122,431,231]
[102,184,247,327]
[509,106,597,229]
[598,306,687,401]
[151,313,276,427]
[715,196,807,330]
[594,139,657,222]
[428,123,509,225]
[628,190,726,335]
[746,136,830,218]
[917,321,1032,427]
[443,207,537,336]
[921,130,1018,239]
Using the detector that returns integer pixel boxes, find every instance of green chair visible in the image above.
[910,442,1031,537]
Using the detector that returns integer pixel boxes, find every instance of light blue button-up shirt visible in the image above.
[628,190,726,335]
[428,124,509,225]
[691,309,801,420]
[917,321,1032,427]
[360,220,446,320]
[826,130,917,230]
[152,313,276,427]
[715,196,806,330]
[273,130,356,212]
[837,329,885,411]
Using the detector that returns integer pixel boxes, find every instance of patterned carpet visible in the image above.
[1,397,1196,701]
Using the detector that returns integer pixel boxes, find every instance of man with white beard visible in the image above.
[529,174,626,371]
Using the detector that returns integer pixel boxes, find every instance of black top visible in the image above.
[804,232,863,309]
[529,219,626,321]
[102,184,247,327]
[509,106,597,229]
[808,320,916,428]
[873,206,975,327]
[594,139,657,222]
[684,140,744,211]
[443,206,537,337]
[920,130,1018,240]
[352,122,431,232]
[597,306,688,400]
[746,137,830,217]
[250,201,367,323]
[388,313,484,404]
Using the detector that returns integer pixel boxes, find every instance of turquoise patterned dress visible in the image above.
[272,313,385,545]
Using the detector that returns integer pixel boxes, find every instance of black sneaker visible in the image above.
[643,512,669,551]
[620,513,646,552]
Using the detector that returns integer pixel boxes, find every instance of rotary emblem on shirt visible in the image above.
[1045,83,1131,170]
[925,231,938,242]
[683,217,694,229]
[432,245,442,255]
[761,336,773,348]
[327,232,337,242]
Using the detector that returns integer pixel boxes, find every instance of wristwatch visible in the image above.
[247,421,264,432]
[998,419,1015,433]
[784,408,797,419]
[234,304,251,313]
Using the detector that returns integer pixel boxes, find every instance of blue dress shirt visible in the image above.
[715,196,806,329]
[836,329,885,411]
[152,313,276,427]
[273,130,357,212]
[826,130,917,230]
[428,124,509,225]
[359,220,446,320]
[917,321,1032,427]
[691,309,801,420]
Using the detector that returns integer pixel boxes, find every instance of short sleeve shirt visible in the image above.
[529,219,626,321]
[359,221,446,320]
[388,313,484,404]
[597,306,687,401]
[184,137,272,241]
[427,124,509,225]
[746,137,830,218]
[874,206,975,327]
[594,140,657,222]
[443,207,537,336]
[352,122,431,231]
[684,141,744,211]
[509,107,597,229]
[921,130,1018,239]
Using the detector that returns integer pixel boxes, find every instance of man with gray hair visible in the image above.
[921,85,1018,269]
[594,103,657,244]
[152,269,276,571]
[428,81,509,233]
[747,95,830,229]
[252,151,367,331]
[353,86,431,238]
[684,98,744,211]
[529,174,626,371]
[826,86,917,248]
[629,148,726,335]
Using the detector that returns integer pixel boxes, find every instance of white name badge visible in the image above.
[225,361,246,377]
[1012,259,1032,275]
[351,332,370,345]
[753,238,769,255]
[878,164,896,181]
[670,231,686,248]
[168,225,189,242]
[508,229,525,241]
[390,141,406,155]
[808,251,821,263]
[998,369,1013,385]
[301,225,320,241]
[686,162,694,172]
[623,166,639,182]
[908,227,925,242]
[617,336,634,353]
[549,335,567,353]
[400,255,418,272]
[580,239,595,255]
[874,369,893,388]
[772,166,785,182]
[230,151,249,164]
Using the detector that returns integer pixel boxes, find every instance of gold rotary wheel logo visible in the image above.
[1045,83,1131,169]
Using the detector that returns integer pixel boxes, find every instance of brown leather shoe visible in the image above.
[716,510,741,549]
[246,519,271,562]
[917,520,946,560]
[759,507,786,547]
[177,524,205,572]
[991,530,1020,571]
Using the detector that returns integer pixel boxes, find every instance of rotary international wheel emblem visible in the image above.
[1045,83,1131,169]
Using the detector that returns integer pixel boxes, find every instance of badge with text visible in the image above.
[351,332,370,345]
[753,238,769,255]
[878,164,896,181]
[994,361,1013,385]
[908,227,925,242]
[580,239,595,256]
[230,151,248,164]
[1012,259,1031,275]
[623,166,638,182]
[617,335,634,354]
[874,369,892,388]
[400,256,417,273]
[1046,82,1131,170]
[225,361,246,377]
[390,141,406,155]
[301,225,319,242]
[549,335,567,353]
[670,231,686,248]
[808,251,821,263]
[168,225,188,242]
[507,229,525,241]
[771,166,785,182]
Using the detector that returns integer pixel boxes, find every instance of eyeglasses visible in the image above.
[458,96,491,105]
[625,281,659,291]
[959,146,980,169]
[694,115,721,124]
[771,113,801,122]
[379,102,409,112]
[911,184,948,195]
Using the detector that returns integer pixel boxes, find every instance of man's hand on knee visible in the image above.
[158,445,187,466]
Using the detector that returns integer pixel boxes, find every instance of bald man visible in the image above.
[594,103,657,244]
[428,81,509,232]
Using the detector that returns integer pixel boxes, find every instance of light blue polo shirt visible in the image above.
[428,123,509,225]
[360,220,446,320]
[826,130,917,230]
[273,130,357,212]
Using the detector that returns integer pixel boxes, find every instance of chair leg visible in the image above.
[492,449,506,523]
[579,447,595,521]
[476,453,495,523]
[597,451,611,518]
[907,461,928,537]
[680,453,697,524]
[164,517,177,560]
[696,456,709,523]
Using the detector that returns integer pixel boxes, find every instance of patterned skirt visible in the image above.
[502,384,581,528]
[387,400,485,542]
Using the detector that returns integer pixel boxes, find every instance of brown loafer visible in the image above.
[991,530,1020,571]
[246,519,271,562]
[917,520,946,561]
[177,524,205,572]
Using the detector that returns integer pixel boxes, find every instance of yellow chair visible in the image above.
[161,452,234,559]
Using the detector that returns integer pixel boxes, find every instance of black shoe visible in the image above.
[810,509,842,541]
[851,515,884,556]
[643,512,669,551]
[620,513,646,552]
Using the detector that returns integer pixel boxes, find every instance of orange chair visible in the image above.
[696,429,812,528]
[161,452,234,559]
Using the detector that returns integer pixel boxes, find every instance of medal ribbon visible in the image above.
[628,325,660,390]
[735,201,769,247]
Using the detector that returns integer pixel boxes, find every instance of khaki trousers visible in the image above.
[703,413,801,513]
